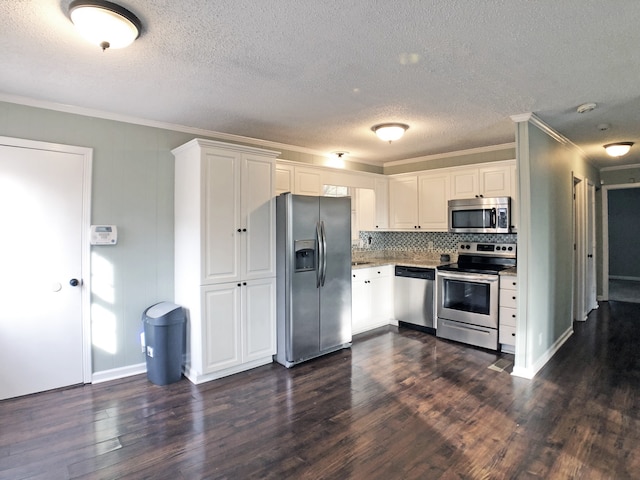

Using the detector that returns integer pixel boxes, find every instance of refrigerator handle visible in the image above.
[315,221,322,288]
[320,221,328,286]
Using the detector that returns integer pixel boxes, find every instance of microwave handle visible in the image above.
[490,208,497,228]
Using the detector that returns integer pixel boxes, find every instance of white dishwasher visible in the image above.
[394,266,436,333]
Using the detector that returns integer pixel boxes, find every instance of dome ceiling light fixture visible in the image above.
[576,102,597,114]
[371,123,409,143]
[68,0,142,51]
[604,142,634,157]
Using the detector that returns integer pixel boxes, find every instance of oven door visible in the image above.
[436,270,499,328]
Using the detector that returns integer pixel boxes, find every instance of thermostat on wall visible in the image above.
[91,225,118,245]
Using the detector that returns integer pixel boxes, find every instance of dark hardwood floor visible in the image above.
[2,301,639,479]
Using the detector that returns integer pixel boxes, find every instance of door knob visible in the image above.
[69,278,81,287]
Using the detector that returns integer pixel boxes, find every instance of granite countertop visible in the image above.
[351,251,456,270]
[500,267,518,276]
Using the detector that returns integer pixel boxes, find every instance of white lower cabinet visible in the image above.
[351,265,394,335]
[499,275,517,353]
[200,278,276,377]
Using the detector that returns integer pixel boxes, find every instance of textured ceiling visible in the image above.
[1,1,640,168]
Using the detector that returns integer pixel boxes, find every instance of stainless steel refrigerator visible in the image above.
[275,193,352,367]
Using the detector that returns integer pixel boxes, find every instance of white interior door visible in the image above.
[586,182,597,312]
[0,138,91,400]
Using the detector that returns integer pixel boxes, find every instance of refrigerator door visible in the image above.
[288,195,321,362]
[319,196,352,351]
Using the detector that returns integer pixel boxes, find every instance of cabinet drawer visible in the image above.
[499,289,517,308]
[500,306,517,327]
[499,325,516,346]
[500,276,517,290]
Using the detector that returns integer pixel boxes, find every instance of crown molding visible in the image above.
[511,112,593,163]
[0,93,383,167]
[383,142,516,168]
[600,162,640,172]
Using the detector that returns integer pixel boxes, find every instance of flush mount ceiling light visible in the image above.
[69,0,142,51]
[372,123,409,143]
[604,142,634,157]
[576,102,597,114]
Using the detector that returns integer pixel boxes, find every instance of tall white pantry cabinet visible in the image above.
[172,139,280,384]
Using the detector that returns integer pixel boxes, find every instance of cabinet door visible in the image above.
[243,277,276,362]
[295,167,322,195]
[203,149,241,283]
[418,173,450,231]
[389,176,418,229]
[450,170,479,199]
[479,165,511,197]
[351,270,373,335]
[370,270,394,324]
[374,177,389,229]
[202,283,242,373]
[275,163,294,195]
[242,155,275,279]
[355,188,376,232]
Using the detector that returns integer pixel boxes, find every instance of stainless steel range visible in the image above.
[436,242,516,350]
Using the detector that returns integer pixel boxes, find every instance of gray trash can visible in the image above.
[142,302,186,385]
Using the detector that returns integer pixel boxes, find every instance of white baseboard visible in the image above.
[184,356,273,385]
[511,326,573,379]
[92,362,147,384]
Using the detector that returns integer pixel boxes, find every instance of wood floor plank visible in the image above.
[1,301,639,479]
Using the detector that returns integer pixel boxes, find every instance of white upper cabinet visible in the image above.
[450,163,512,199]
[242,154,276,279]
[388,172,449,230]
[389,176,419,229]
[199,147,276,283]
[374,177,389,229]
[417,172,450,231]
[479,165,512,197]
[294,167,322,196]
[388,160,515,231]
[173,139,279,285]
[450,170,479,199]
[275,163,294,195]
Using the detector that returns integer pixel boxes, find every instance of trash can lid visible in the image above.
[143,302,185,325]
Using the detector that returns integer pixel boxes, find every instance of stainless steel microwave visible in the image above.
[448,197,511,234]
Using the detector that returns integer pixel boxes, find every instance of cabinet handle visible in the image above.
[237,283,241,287]
[242,228,247,232]
[237,229,241,233]
[243,282,247,286]
[511,333,515,337]
[512,296,516,300]
[512,314,516,318]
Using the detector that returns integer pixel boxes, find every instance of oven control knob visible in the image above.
[508,246,513,251]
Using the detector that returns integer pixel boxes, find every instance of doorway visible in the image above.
[573,175,597,321]
[0,136,92,400]
[602,184,640,302]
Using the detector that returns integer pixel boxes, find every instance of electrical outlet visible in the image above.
[146,346,154,358]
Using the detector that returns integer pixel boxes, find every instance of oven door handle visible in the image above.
[437,271,499,284]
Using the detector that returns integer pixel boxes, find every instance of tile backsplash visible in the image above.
[355,231,517,254]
